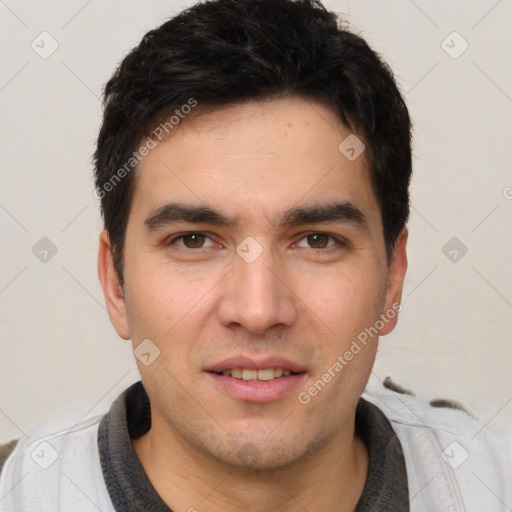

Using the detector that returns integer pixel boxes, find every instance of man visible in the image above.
[0,0,510,510]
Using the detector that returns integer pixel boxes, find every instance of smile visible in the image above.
[215,368,295,380]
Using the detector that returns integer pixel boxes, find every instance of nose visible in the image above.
[216,241,298,335]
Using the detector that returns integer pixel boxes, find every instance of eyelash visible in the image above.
[166,232,347,251]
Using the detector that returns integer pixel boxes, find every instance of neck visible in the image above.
[132,411,369,512]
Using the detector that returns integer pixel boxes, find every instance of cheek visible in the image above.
[123,240,203,331]
[124,267,189,345]
[302,265,385,337]
[300,272,383,408]
[124,264,214,373]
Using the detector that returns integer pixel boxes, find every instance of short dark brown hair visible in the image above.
[94,0,412,286]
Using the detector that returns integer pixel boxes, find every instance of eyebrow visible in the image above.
[144,200,368,231]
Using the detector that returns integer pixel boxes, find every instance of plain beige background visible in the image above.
[0,0,511,445]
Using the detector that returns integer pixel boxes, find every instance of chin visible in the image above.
[198,429,331,474]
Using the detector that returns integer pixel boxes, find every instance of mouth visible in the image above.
[205,357,307,402]
[211,368,298,381]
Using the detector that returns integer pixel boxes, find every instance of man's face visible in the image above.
[100,97,407,471]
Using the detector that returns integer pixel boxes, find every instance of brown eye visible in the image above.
[181,233,206,248]
[307,233,330,249]
[168,233,215,249]
[295,233,341,250]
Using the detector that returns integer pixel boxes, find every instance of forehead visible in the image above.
[129,97,380,231]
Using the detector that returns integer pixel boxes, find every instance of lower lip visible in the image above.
[205,372,306,402]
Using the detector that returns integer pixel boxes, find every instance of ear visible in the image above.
[97,229,131,340]
[379,227,408,336]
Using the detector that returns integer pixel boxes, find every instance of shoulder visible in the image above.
[363,376,510,453]
[365,377,502,438]
[363,377,512,509]
[0,414,104,482]
[0,415,109,511]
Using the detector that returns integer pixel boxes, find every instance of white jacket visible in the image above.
[364,383,512,511]
[0,384,510,511]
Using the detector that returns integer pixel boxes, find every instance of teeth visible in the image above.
[219,368,295,380]
[242,369,258,380]
[257,369,275,381]
[231,368,243,379]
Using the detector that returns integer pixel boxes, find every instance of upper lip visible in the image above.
[205,356,307,374]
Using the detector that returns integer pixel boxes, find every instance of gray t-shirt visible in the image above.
[97,381,409,511]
